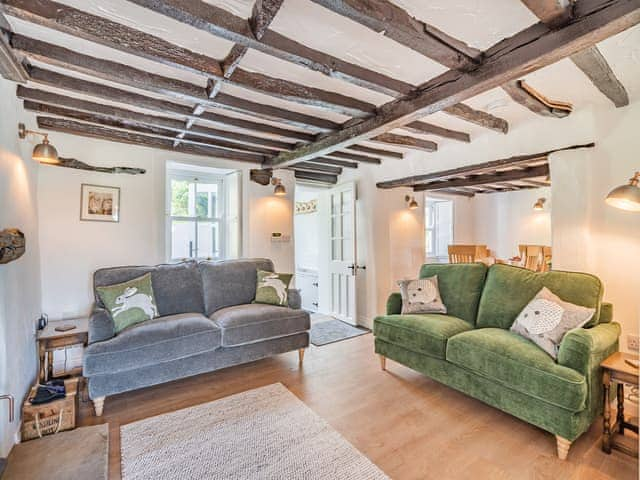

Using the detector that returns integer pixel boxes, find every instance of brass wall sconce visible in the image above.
[533,198,546,211]
[271,177,286,196]
[405,195,418,210]
[18,123,59,164]
[606,172,640,212]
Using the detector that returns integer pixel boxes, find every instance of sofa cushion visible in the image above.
[199,258,274,316]
[476,264,603,329]
[210,303,309,347]
[94,261,204,317]
[418,263,488,325]
[83,313,220,376]
[446,328,587,411]
[374,314,473,359]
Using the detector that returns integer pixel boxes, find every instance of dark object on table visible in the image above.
[30,380,66,405]
[54,324,77,332]
[37,314,48,330]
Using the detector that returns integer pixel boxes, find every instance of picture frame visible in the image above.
[80,184,120,222]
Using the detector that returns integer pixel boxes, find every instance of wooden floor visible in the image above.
[78,333,638,480]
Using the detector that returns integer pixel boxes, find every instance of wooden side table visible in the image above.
[601,351,639,457]
[37,318,89,382]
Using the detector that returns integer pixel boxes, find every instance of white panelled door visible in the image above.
[327,182,358,325]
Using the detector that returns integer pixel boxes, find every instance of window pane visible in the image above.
[195,182,219,218]
[197,221,220,259]
[170,179,190,216]
[171,219,196,259]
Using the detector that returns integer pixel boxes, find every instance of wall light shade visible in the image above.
[271,177,286,196]
[405,195,418,210]
[533,198,546,211]
[606,172,640,212]
[32,137,59,164]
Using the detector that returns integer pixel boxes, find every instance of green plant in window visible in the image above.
[171,180,189,216]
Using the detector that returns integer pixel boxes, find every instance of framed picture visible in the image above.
[80,184,120,222]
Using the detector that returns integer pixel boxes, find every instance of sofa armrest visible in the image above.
[287,289,302,310]
[598,302,613,324]
[387,293,402,315]
[557,322,621,416]
[88,307,115,344]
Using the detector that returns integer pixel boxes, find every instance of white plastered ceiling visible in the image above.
[5,0,640,157]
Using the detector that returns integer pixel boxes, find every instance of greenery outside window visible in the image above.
[425,196,454,262]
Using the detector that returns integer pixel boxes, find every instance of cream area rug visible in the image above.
[120,383,389,480]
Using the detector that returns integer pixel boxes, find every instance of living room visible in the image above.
[1,0,639,478]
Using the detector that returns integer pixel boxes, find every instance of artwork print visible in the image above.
[80,184,120,222]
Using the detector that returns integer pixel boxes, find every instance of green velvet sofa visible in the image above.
[374,263,620,460]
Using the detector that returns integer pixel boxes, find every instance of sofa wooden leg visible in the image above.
[298,348,305,365]
[556,435,571,460]
[93,397,105,417]
[379,355,386,371]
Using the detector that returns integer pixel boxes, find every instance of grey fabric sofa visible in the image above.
[83,258,310,416]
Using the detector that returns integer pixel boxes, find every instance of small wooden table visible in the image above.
[601,352,639,457]
[37,318,89,382]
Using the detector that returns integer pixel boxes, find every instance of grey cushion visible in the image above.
[210,303,310,347]
[93,261,205,316]
[88,308,115,344]
[83,313,220,376]
[199,258,274,316]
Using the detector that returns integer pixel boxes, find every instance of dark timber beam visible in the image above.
[522,0,629,107]
[376,143,593,189]
[290,162,342,175]
[36,117,265,163]
[413,164,550,192]
[23,68,318,143]
[264,0,637,167]
[402,121,471,143]
[372,133,437,153]
[441,104,509,134]
[294,170,338,185]
[324,151,382,164]
[347,145,403,159]
[309,158,358,169]
[2,0,376,117]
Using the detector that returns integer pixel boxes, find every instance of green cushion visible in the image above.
[476,264,603,329]
[418,263,488,325]
[374,313,473,359]
[446,328,587,411]
[96,272,159,333]
[254,270,293,306]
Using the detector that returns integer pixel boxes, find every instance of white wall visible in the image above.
[34,128,295,319]
[0,77,41,456]
[293,185,322,272]
[473,187,552,259]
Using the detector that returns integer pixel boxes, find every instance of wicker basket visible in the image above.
[21,378,78,441]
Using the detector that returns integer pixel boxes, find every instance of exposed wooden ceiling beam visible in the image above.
[402,121,470,143]
[413,164,550,192]
[309,158,358,169]
[376,143,593,189]
[290,161,342,175]
[294,170,338,185]
[324,151,382,164]
[519,179,552,187]
[522,0,629,107]
[435,188,476,197]
[264,0,636,167]
[0,13,27,82]
[36,117,265,163]
[3,0,377,118]
[346,144,403,159]
[308,0,481,70]
[371,133,437,152]
[441,104,509,134]
[24,68,318,143]
[502,80,571,117]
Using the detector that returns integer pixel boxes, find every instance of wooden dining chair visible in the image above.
[448,245,488,263]
[542,246,552,272]
[520,245,545,272]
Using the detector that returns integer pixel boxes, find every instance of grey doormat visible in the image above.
[120,383,388,479]
[3,424,108,479]
[310,319,370,346]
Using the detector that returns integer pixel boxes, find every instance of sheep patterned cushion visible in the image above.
[398,275,447,315]
[96,272,159,333]
[254,270,293,307]
[510,286,595,359]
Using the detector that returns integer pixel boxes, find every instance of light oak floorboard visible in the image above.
[78,334,638,480]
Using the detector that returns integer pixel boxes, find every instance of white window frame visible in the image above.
[166,169,226,262]
[425,196,454,262]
